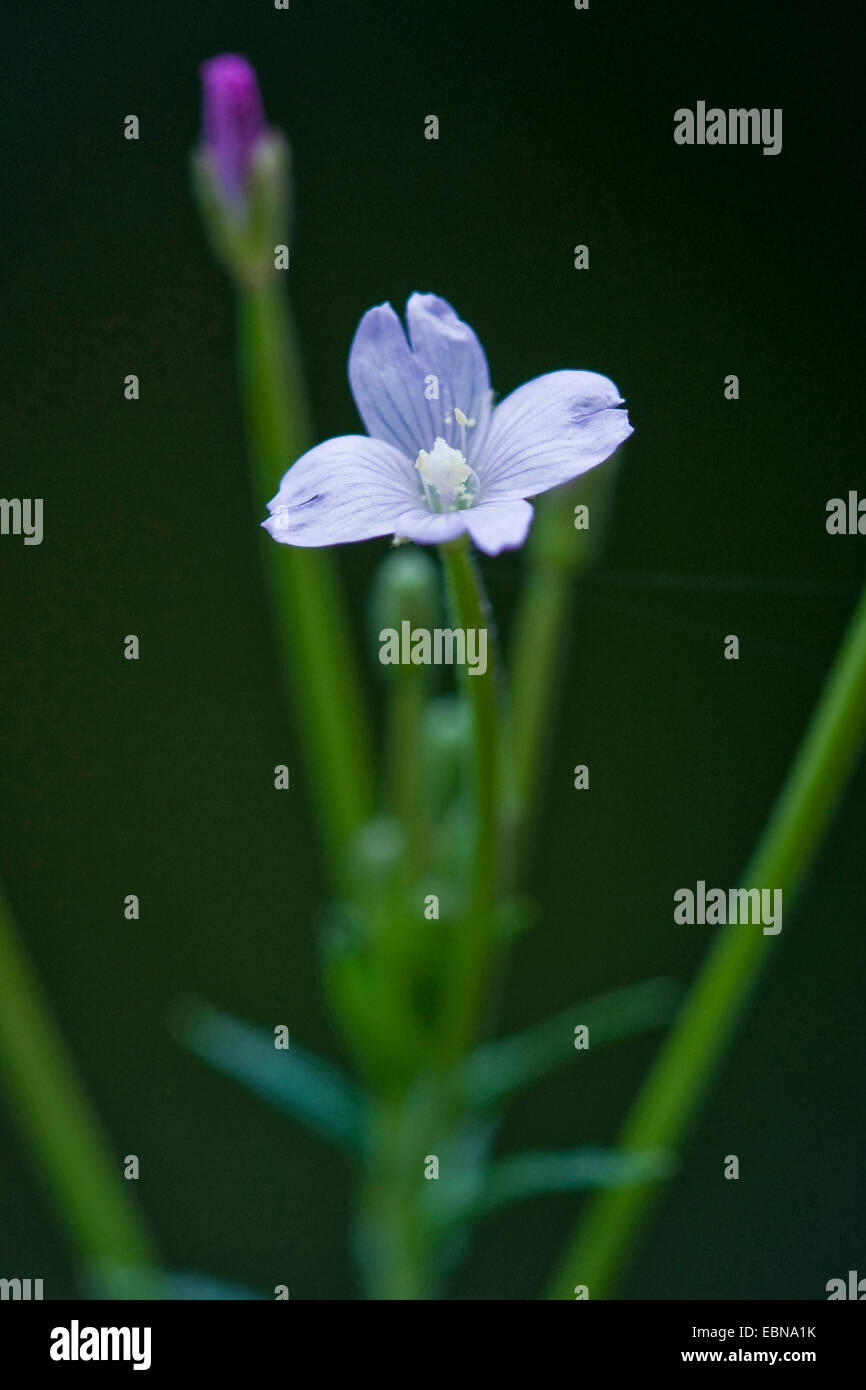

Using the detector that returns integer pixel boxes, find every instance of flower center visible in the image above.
[415,436,479,512]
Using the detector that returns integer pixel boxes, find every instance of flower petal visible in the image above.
[405,294,492,462]
[263,435,418,547]
[392,508,470,547]
[348,303,435,460]
[465,499,534,555]
[480,370,633,501]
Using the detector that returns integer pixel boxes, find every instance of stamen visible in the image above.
[453,406,476,455]
[416,437,479,512]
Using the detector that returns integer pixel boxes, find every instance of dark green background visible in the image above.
[1,0,862,1298]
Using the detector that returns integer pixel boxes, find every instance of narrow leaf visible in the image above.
[431,1147,673,1228]
[480,1146,674,1214]
[461,977,681,1110]
[175,999,366,1152]
[86,1259,262,1300]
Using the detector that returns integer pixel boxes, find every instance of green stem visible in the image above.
[238,283,375,876]
[386,676,428,884]
[546,581,866,1299]
[437,537,502,1061]
[0,879,158,1278]
[510,561,575,826]
[356,1110,436,1301]
[510,465,621,860]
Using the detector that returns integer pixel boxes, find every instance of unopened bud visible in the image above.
[199,54,267,207]
[192,54,290,287]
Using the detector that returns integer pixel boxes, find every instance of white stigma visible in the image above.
[416,437,476,509]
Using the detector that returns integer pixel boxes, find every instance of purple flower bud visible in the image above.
[199,54,267,206]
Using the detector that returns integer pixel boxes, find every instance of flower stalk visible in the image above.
[437,536,504,1063]
[192,54,375,875]
[510,459,622,856]
[237,282,375,874]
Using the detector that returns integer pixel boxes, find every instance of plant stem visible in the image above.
[437,537,502,1062]
[511,552,573,822]
[510,564,575,843]
[545,581,866,1299]
[0,879,158,1278]
[510,464,621,862]
[355,1092,442,1300]
[237,283,375,876]
[387,676,428,884]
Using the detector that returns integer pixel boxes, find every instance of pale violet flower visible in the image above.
[263,295,633,556]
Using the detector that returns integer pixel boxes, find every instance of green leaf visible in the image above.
[460,977,681,1111]
[430,1147,673,1229]
[86,1259,262,1300]
[175,999,366,1153]
[480,1147,674,1214]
